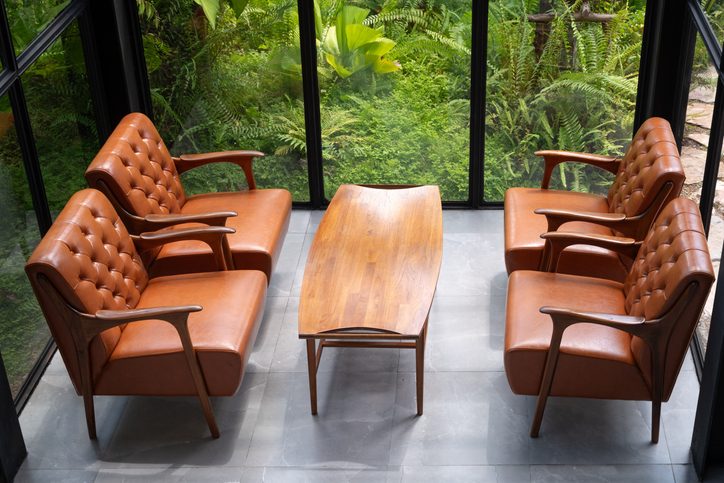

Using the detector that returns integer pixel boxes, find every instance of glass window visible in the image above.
[484,0,645,201]
[0,93,47,398]
[5,0,71,54]
[684,34,720,355]
[23,21,98,213]
[139,0,310,201]
[700,1,724,40]
[317,1,471,201]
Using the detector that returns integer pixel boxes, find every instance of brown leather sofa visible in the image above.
[504,117,684,281]
[25,189,267,439]
[85,112,291,281]
[504,197,714,442]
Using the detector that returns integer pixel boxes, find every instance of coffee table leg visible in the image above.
[306,339,318,415]
[416,322,428,416]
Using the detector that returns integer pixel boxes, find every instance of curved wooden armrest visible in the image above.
[138,225,235,243]
[174,150,265,189]
[540,306,646,334]
[95,305,202,323]
[144,211,237,228]
[135,226,236,270]
[73,305,203,340]
[536,150,621,189]
[539,231,640,272]
[534,208,630,233]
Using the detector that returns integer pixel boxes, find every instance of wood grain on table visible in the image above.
[299,184,443,337]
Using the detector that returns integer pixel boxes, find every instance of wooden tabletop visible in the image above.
[299,185,443,338]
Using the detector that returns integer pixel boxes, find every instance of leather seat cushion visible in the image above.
[504,270,650,400]
[504,188,627,281]
[93,270,267,396]
[148,189,292,280]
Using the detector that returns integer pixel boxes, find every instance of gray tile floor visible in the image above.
[14,210,711,482]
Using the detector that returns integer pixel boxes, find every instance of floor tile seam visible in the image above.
[285,233,306,270]
[660,411,685,466]
[384,349,402,468]
[265,298,301,376]
[255,296,291,375]
[241,379,273,467]
[289,210,312,234]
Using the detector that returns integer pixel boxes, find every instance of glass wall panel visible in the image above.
[139,0,309,201]
[484,0,645,201]
[700,1,724,39]
[5,0,71,54]
[317,1,471,201]
[0,93,46,398]
[684,35,721,355]
[23,22,98,213]
[699,150,724,356]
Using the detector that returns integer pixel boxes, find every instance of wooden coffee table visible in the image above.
[299,184,443,415]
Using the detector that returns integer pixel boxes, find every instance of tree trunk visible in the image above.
[534,0,554,58]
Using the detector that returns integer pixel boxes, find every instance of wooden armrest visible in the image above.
[540,305,646,327]
[540,306,646,333]
[536,150,621,189]
[95,306,202,323]
[539,231,640,272]
[73,305,203,340]
[144,211,237,228]
[534,208,630,233]
[174,150,265,189]
[134,226,236,270]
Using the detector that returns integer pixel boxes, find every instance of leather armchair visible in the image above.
[25,189,267,439]
[504,117,685,281]
[84,112,292,282]
[504,197,715,442]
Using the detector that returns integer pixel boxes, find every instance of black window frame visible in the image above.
[0,0,116,479]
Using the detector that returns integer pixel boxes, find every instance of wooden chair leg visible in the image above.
[531,328,565,438]
[651,399,661,444]
[78,346,97,440]
[176,327,220,438]
[648,340,666,445]
[83,392,97,440]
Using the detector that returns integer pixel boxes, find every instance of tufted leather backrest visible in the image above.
[623,197,714,398]
[607,118,684,222]
[25,189,148,394]
[85,112,186,218]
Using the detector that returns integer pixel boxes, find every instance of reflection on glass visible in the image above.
[686,35,719,355]
[23,22,98,213]
[5,0,71,54]
[0,94,47,398]
[698,164,723,357]
[700,0,724,40]
[484,1,645,201]
[317,1,471,201]
[139,1,309,201]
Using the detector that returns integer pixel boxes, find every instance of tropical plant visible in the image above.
[194,0,249,28]
[483,0,641,199]
[320,5,401,79]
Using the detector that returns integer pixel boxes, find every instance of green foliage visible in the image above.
[0,18,98,395]
[3,0,69,53]
[484,0,642,200]
[194,0,250,28]
[321,6,400,79]
[138,0,645,203]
